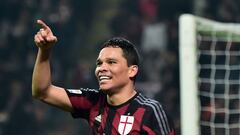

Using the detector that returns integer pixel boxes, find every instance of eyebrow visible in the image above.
[96,58,117,63]
[107,58,117,61]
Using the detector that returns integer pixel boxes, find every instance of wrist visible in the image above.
[38,48,52,60]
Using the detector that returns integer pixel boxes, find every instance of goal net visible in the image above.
[180,14,240,135]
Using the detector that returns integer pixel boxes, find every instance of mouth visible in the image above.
[98,75,112,82]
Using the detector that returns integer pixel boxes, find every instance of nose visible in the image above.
[96,62,108,73]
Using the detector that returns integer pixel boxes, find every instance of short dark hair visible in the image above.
[101,37,140,67]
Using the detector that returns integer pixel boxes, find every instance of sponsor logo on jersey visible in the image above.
[95,114,102,123]
[67,89,82,94]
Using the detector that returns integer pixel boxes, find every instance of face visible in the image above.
[95,47,137,92]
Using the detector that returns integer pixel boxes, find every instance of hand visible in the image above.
[34,20,57,50]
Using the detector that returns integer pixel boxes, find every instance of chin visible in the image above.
[99,88,111,94]
[99,83,111,90]
[99,85,114,92]
[99,86,110,91]
[100,87,108,91]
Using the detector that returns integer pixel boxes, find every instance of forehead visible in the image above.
[97,47,124,59]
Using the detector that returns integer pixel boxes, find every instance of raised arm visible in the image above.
[32,20,72,112]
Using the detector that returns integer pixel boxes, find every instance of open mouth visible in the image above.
[98,75,112,82]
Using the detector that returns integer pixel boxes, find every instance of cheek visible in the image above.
[114,68,129,79]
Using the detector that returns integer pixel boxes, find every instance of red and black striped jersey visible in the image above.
[65,88,175,135]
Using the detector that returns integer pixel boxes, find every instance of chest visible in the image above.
[89,105,146,135]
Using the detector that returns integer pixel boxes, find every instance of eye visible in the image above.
[108,60,116,65]
[96,61,102,66]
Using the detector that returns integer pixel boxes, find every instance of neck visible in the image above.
[107,88,136,106]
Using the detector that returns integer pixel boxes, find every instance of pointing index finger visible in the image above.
[37,19,49,30]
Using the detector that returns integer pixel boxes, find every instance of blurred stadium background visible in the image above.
[0,0,239,135]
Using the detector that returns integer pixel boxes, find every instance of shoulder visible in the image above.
[134,93,168,123]
[65,88,104,105]
[134,93,164,112]
[135,93,172,134]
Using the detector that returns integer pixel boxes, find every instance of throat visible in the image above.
[107,90,136,106]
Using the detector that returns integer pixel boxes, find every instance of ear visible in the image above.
[128,65,138,78]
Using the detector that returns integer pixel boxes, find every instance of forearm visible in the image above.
[32,48,52,99]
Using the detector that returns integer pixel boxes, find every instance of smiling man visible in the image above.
[32,20,175,135]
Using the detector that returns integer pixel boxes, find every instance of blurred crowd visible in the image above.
[0,0,239,135]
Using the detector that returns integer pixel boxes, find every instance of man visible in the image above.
[33,20,175,135]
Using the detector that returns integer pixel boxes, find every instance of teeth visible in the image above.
[99,76,110,81]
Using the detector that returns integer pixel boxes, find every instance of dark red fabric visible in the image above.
[66,89,175,135]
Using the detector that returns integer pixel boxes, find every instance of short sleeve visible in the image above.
[65,88,101,119]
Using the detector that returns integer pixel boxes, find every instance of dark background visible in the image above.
[0,0,239,134]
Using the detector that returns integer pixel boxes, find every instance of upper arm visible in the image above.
[37,85,73,112]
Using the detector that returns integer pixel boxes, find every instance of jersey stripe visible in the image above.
[138,94,170,133]
[103,108,116,134]
[140,94,170,133]
[135,94,170,134]
[135,96,166,134]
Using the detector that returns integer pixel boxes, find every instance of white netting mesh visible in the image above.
[197,23,240,135]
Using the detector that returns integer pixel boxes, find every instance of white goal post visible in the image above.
[180,14,240,135]
[180,14,200,135]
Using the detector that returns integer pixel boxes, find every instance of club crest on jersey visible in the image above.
[118,115,134,135]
